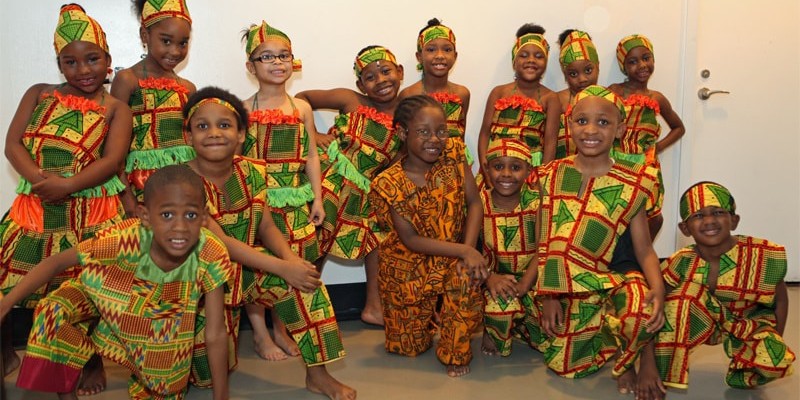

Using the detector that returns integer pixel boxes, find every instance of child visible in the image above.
[183,87,356,400]
[0,165,231,400]
[240,21,325,361]
[636,182,795,399]
[555,29,599,159]
[111,0,196,214]
[480,138,541,357]
[370,95,487,377]
[0,3,132,387]
[535,86,665,393]
[398,18,472,164]
[477,23,560,184]
[296,45,404,325]
[609,34,685,237]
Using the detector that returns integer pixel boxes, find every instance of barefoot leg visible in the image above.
[2,321,20,377]
[245,303,288,361]
[616,367,636,395]
[271,308,300,357]
[361,250,383,326]
[305,365,357,400]
[481,330,499,356]
[76,354,106,396]
[446,364,471,378]
[637,341,667,400]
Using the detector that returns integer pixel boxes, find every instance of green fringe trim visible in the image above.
[125,146,196,172]
[465,145,474,165]
[16,174,126,197]
[610,148,646,165]
[325,140,372,193]
[267,182,315,208]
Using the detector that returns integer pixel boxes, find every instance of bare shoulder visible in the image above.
[607,83,625,96]
[398,82,423,99]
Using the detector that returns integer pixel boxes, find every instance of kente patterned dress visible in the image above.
[555,113,577,159]
[125,76,194,203]
[318,105,400,260]
[190,156,345,387]
[481,184,542,357]
[489,94,546,167]
[429,91,471,164]
[243,97,320,262]
[656,235,796,389]
[534,156,660,378]
[15,219,233,400]
[370,150,483,366]
[0,91,125,307]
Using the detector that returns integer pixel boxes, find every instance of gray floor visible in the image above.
[5,287,799,399]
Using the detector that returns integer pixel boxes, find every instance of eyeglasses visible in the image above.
[415,128,449,140]
[250,53,294,63]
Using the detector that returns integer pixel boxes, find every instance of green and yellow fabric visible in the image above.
[353,46,397,77]
[244,21,302,71]
[53,4,108,55]
[615,34,653,75]
[416,23,456,70]
[140,0,191,28]
[489,95,546,167]
[512,33,549,63]
[559,30,598,68]
[679,181,735,220]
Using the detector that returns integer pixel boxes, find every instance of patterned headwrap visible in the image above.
[353,46,397,78]
[512,33,549,63]
[486,138,531,165]
[616,34,654,74]
[187,98,240,122]
[559,30,599,68]
[141,0,192,29]
[417,23,456,71]
[566,85,626,120]
[245,21,301,71]
[54,4,109,55]
[679,181,736,220]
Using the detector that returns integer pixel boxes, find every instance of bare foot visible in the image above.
[637,342,667,400]
[481,332,499,356]
[446,364,470,377]
[273,327,300,357]
[254,333,288,361]
[76,355,106,396]
[306,365,357,399]
[616,367,636,395]
[360,307,384,326]
[3,349,20,377]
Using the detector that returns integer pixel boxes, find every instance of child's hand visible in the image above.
[458,248,488,284]
[31,170,71,203]
[283,257,322,293]
[315,133,335,150]
[513,281,531,299]
[486,274,518,302]
[644,289,665,333]
[308,199,325,227]
[541,296,564,338]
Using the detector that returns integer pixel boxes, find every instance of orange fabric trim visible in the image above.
[138,77,190,94]
[85,196,121,226]
[10,195,44,233]
[494,95,543,112]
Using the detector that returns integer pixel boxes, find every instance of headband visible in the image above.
[187,98,239,122]
[417,24,456,71]
[141,0,192,29]
[512,33,549,63]
[616,34,654,74]
[245,21,301,71]
[679,182,736,220]
[559,30,599,68]
[486,138,532,165]
[353,46,397,78]
[566,85,626,119]
[54,4,109,55]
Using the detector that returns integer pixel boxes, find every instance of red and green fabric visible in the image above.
[616,34,653,74]
[559,30,599,68]
[555,113,577,159]
[428,91,472,164]
[141,0,191,28]
[657,236,796,388]
[317,106,400,260]
[617,94,660,162]
[0,92,124,308]
[371,154,482,366]
[489,95,547,167]
[679,181,735,221]
[16,219,232,399]
[126,77,194,203]
[53,4,108,55]
[512,33,549,63]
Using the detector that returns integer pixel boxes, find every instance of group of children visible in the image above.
[0,2,794,400]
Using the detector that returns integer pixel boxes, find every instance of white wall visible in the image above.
[0,0,687,284]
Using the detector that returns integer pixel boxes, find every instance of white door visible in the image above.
[679,0,800,281]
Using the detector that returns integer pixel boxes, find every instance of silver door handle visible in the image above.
[698,87,730,100]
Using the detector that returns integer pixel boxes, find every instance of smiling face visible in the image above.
[513,44,547,82]
[563,59,599,94]
[417,38,457,78]
[400,105,447,166]
[356,60,404,104]
[622,46,654,83]
[487,156,530,198]
[58,41,111,95]
[138,181,206,271]
[246,39,293,85]
[679,206,740,251]
[186,102,244,163]
[141,17,191,72]
[568,96,626,159]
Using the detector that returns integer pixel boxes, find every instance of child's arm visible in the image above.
[630,209,666,333]
[462,166,489,284]
[109,68,137,103]
[295,88,360,114]
[653,91,685,153]
[390,207,484,269]
[0,248,80,321]
[541,90,561,164]
[477,86,503,185]
[297,98,326,226]
[515,251,539,296]
[5,84,50,183]
[203,285,229,400]
[31,100,133,203]
[456,85,471,131]
[774,280,789,335]
[204,220,321,292]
